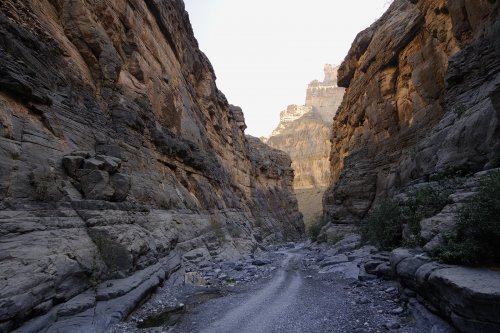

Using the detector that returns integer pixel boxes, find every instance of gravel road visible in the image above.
[110,244,454,333]
[171,246,429,333]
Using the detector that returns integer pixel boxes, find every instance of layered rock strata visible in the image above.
[305,64,345,123]
[321,1,500,332]
[388,248,500,333]
[324,0,500,224]
[266,65,345,225]
[0,1,303,332]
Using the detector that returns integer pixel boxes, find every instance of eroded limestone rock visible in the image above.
[0,1,304,331]
[266,65,345,225]
[324,0,500,224]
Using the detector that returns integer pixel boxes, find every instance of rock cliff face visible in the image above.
[0,1,303,331]
[265,65,344,225]
[324,0,500,224]
[305,64,345,123]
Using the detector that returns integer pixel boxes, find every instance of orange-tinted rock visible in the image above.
[266,65,345,225]
[324,0,500,223]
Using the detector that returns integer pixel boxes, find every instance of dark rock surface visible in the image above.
[0,1,303,332]
[324,0,500,224]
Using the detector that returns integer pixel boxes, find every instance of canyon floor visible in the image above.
[109,243,454,333]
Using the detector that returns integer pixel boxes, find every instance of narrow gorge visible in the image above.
[265,65,344,227]
[1,1,499,333]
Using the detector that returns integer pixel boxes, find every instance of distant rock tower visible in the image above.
[305,64,344,123]
[323,64,338,85]
[265,65,345,226]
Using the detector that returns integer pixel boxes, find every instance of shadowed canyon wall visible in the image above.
[323,0,500,224]
[266,65,345,225]
[0,1,303,331]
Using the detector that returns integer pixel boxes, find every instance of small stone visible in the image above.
[252,259,271,266]
[390,307,404,315]
[385,287,396,293]
[403,288,416,297]
[356,296,371,304]
[383,320,401,330]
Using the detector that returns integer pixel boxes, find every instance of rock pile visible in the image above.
[62,151,130,201]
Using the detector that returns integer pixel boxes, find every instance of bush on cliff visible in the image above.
[360,181,455,250]
[434,170,500,265]
[360,200,403,250]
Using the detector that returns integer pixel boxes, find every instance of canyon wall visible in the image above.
[266,65,344,225]
[324,0,500,224]
[305,64,345,123]
[0,1,303,331]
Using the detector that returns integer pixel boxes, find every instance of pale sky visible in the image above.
[184,0,391,137]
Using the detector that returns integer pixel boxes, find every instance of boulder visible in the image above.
[395,255,432,289]
[389,248,419,272]
[373,263,395,278]
[425,267,500,332]
[251,259,271,266]
[62,156,84,178]
[80,170,114,200]
[82,158,105,170]
[110,173,131,202]
[364,260,386,274]
[390,251,500,333]
[96,155,121,173]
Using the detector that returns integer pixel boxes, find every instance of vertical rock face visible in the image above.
[305,64,346,123]
[0,1,303,331]
[266,66,345,225]
[246,136,305,240]
[323,0,500,223]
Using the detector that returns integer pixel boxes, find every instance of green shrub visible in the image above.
[360,180,455,249]
[401,183,455,246]
[430,166,471,181]
[206,220,226,242]
[227,224,242,238]
[308,214,328,242]
[254,217,264,227]
[433,171,500,265]
[360,200,402,250]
